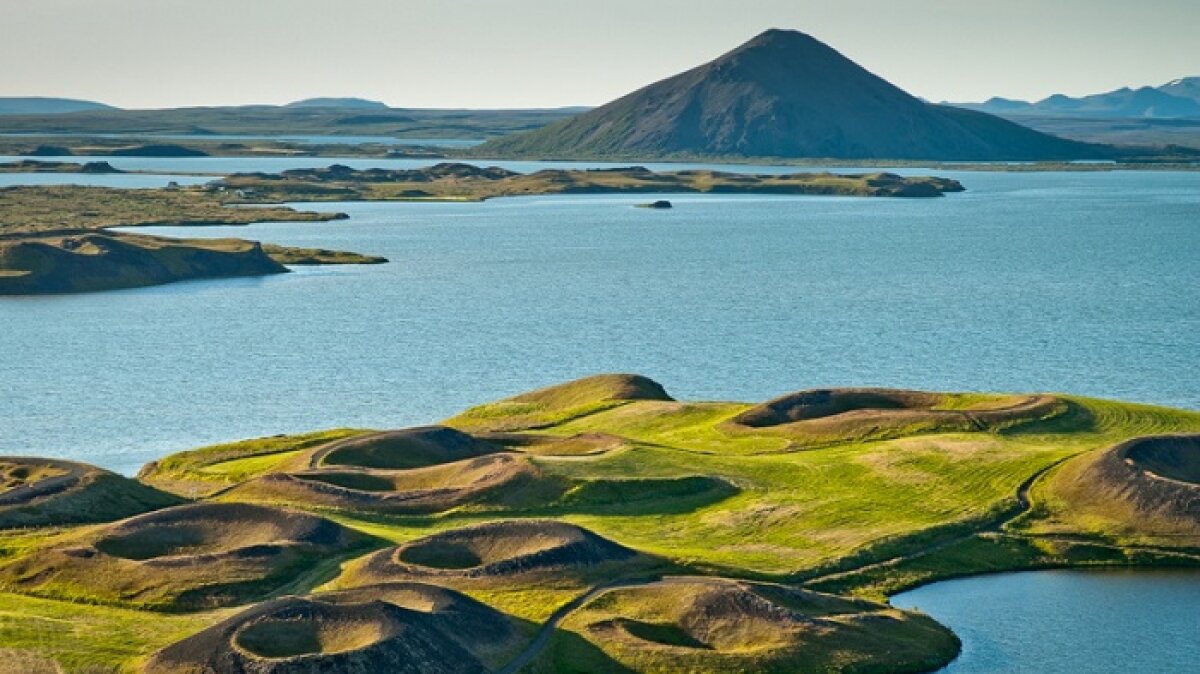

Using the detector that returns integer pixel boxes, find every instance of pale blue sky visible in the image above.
[3,0,1197,109]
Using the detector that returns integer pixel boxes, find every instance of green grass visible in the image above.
[0,592,231,672]
[279,394,1200,579]
[0,185,339,237]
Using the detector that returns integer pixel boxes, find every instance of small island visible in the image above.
[0,159,124,174]
[217,162,966,201]
[1,374,1196,672]
[636,199,673,209]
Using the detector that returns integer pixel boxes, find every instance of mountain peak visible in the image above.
[480,30,1105,161]
[727,29,836,63]
[741,28,819,48]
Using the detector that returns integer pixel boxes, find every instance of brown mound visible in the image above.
[347,520,639,584]
[509,374,673,406]
[572,577,957,671]
[730,388,1063,442]
[226,453,551,515]
[588,579,833,652]
[0,232,285,295]
[448,374,674,432]
[309,426,503,470]
[0,456,181,529]
[142,582,519,674]
[1124,435,1200,485]
[0,502,374,610]
[1084,434,1200,519]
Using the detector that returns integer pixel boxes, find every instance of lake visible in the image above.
[1,161,1197,474]
[892,569,1200,673]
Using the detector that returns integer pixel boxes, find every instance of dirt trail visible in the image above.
[801,457,1067,589]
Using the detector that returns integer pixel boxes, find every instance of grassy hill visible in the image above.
[0,375,1197,671]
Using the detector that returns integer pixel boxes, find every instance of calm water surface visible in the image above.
[0,173,211,188]
[1,161,1197,474]
[892,570,1200,673]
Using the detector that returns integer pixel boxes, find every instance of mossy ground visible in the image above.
[1,378,1197,671]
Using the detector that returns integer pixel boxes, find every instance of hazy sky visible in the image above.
[3,0,1197,109]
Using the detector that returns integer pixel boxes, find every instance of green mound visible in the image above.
[224,453,554,515]
[314,426,504,470]
[729,388,1066,445]
[0,457,181,529]
[549,577,958,673]
[143,582,524,673]
[342,520,649,588]
[225,455,734,518]
[448,374,674,432]
[0,502,376,610]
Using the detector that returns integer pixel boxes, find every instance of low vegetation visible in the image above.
[0,184,386,294]
[0,374,1197,671]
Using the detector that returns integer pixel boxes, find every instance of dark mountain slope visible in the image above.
[480,29,1105,160]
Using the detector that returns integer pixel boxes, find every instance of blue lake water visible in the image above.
[892,569,1200,673]
[0,172,211,188]
[1,162,1198,475]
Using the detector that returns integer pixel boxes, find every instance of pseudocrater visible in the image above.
[0,502,375,610]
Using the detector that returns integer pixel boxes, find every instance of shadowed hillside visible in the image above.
[480,29,1107,161]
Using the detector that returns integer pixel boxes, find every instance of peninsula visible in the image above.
[0,374,1196,672]
[0,184,384,294]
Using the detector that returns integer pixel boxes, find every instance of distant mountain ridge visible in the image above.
[0,97,116,115]
[952,77,1200,119]
[284,97,389,109]
[1160,77,1200,103]
[480,29,1105,161]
